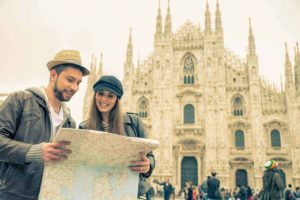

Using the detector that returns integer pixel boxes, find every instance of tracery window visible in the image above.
[232,96,244,116]
[138,98,149,118]
[183,56,195,85]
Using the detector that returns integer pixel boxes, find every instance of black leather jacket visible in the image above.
[79,113,155,196]
[0,87,75,200]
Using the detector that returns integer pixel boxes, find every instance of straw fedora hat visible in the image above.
[47,50,90,76]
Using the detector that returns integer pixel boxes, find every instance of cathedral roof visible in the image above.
[173,20,202,49]
[224,48,246,71]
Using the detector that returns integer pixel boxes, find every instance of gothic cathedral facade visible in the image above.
[83,1,300,190]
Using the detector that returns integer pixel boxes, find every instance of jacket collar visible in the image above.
[26,87,48,109]
[124,113,134,124]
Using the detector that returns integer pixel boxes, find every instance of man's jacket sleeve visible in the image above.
[0,92,32,164]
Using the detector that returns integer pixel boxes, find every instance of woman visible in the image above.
[79,75,155,199]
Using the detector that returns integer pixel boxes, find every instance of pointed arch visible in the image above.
[138,97,149,118]
[184,104,195,124]
[270,129,281,148]
[231,94,246,116]
[235,130,245,148]
[236,169,248,187]
[181,53,197,85]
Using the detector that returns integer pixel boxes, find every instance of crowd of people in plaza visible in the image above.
[152,179,300,200]
[151,160,300,200]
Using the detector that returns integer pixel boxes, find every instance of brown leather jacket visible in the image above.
[0,87,75,200]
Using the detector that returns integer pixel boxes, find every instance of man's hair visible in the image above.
[52,64,85,75]
[211,171,217,177]
[288,184,292,188]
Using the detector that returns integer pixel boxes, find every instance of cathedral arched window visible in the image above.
[271,129,281,148]
[232,96,245,116]
[138,98,149,118]
[183,56,195,85]
[184,104,195,124]
[235,130,245,149]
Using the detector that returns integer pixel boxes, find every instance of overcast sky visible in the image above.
[0,0,299,124]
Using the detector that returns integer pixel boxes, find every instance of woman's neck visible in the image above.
[101,112,110,123]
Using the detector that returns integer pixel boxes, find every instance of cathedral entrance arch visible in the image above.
[236,169,248,187]
[181,156,198,189]
[173,139,204,190]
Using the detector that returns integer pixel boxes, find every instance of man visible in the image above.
[294,187,300,199]
[154,178,174,200]
[236,185,247,200]
[200,176,210,199]
[0,50,89,200]
[285,184,295,200]
[207,171,221,200]
[186,180,194,200]
[260,160,284,200]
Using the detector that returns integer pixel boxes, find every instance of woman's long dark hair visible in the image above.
[86,93,124,135]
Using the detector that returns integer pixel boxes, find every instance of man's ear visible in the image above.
[49,70,58,81]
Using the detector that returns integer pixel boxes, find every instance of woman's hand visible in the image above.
[128,153,150,174]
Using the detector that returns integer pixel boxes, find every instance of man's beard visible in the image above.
[53,81,70,102]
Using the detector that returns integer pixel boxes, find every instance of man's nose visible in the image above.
[70,83,78,92]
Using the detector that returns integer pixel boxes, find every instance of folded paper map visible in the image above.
[39,128,159,200]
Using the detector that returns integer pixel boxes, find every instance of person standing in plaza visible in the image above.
[294,187,300,200]
[186,180,194,200]
[207,171,221,200]
[154,178,174,200]
[285,184,296,200]
[259,160,284,200]
[0,50,90,200]
[200,176,210,199]
[79,75,155,199]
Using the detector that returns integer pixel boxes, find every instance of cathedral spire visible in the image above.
[204,0,212,35]
[164,0,172,36]
[285,43,294,88]
[155,0,162,39]
[215,0,223,33]
[83,53,97,120]
[246,18,259,79]
[98,53,103,77]
[94,56,96,72]
[126,28,133,64]
[294,42,300,91]
[90,54,96,74]
[123,28,134,84]
[296,42,300,59]
[247,18,256,56]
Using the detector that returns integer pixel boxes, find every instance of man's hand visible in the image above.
[42,141,72,162]
[128,152,150,174]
